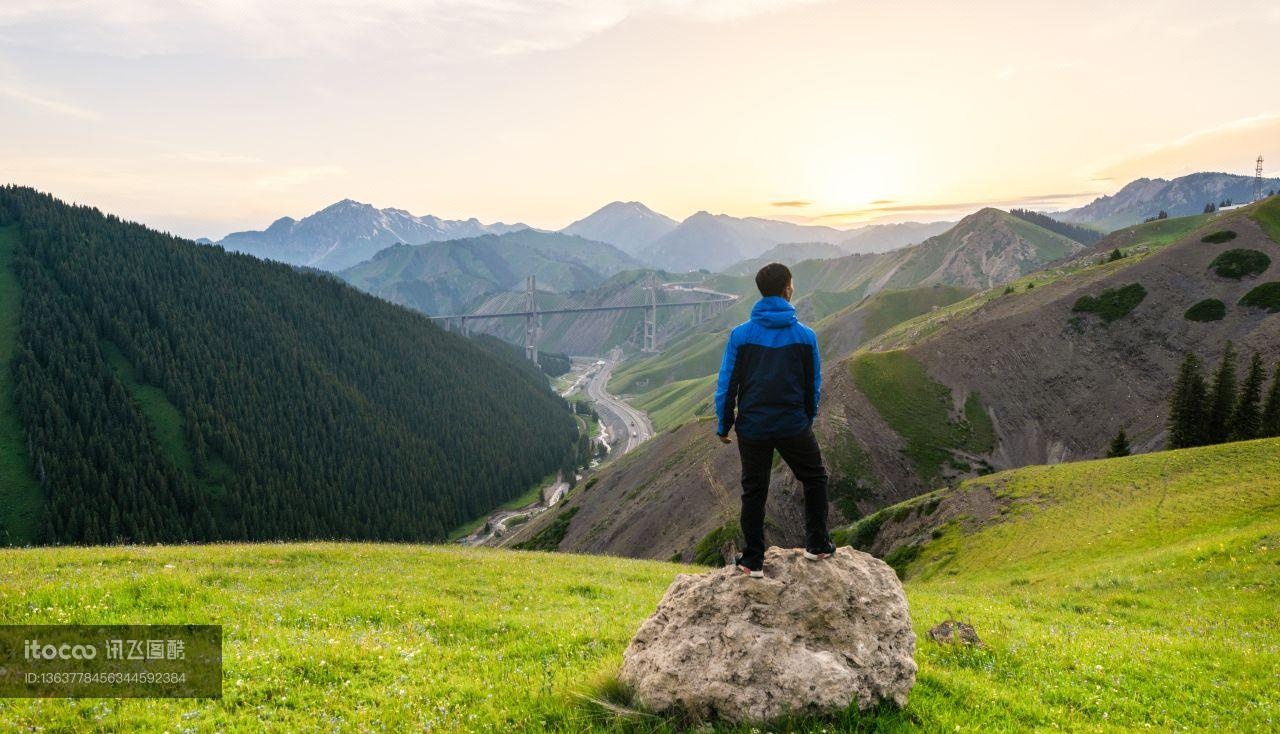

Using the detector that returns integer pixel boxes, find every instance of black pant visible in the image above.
[736,427,830,566]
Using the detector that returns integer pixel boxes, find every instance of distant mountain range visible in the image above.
[562,202,952,273]
[337,229,641,316]
[560,201,678,256]
[208,171,1280,295]
[1057,172,1280,231]
[836,220,955,254]
[721,241,849,275]
[216,199,529,271]
[638,211,851,272]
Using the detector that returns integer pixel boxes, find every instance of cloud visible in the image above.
[0,0,825,60]
[0,80,97,119]
[255,164,346,191]
[0,150,352,237]
[770,199,811,208]
[1092,112,1280,182]
[172,150,261,165]
[812,191,1102,222]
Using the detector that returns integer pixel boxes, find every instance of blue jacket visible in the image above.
[714,296,821,440]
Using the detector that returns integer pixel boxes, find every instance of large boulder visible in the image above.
[618,546,916,724]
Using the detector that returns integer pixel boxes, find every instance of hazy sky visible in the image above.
[3,0,1279,238]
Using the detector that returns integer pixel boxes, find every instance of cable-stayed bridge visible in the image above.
[425,275,738,364]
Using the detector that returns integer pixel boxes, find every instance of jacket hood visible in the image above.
[750,296,797,329]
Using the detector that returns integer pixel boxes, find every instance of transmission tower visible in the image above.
[1257,155,1266,202]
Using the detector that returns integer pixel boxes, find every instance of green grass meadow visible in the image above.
[3,437,1278,731]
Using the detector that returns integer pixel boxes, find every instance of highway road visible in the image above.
[460,350,653,547]
[585,349,654,456]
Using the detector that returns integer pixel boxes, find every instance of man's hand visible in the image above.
[717,433,732,444]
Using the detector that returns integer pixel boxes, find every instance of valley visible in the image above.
[460,352,655,548]
[581,351,654,456]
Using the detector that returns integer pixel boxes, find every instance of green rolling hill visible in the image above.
[338,229,642,317]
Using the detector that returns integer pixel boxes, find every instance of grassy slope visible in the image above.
[631,374,716,431]
[865,212,1216,354]
[880,438,1280,731]
[0,224,41,544]
[814,285,974,358]
[100,341,230,494]
[3,440,1278,731]
[849,351,993,485]
[1252,195,1280,243]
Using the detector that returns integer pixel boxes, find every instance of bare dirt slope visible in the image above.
[503,418,824,562]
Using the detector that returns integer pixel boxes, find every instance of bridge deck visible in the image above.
[426,296,737,321]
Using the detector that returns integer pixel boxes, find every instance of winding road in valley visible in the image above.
[585,349,654,455]
[460,350,652,547]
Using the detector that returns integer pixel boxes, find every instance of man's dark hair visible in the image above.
[755,262,792,297]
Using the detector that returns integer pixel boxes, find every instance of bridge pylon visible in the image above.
[642,274,658,352]
[524,275,539,366]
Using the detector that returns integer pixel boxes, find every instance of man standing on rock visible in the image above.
[715,262,835,578]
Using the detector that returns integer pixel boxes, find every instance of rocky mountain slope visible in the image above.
[216,199,528,271]
[560,201,678,256]
[1057,172,1280,231]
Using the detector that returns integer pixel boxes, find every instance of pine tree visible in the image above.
[1231,352,1265,441]
[1108,248,1124,262]
[1106,428,1131,458]
[1167,353,1208,449]
[1205,342,1238,444]
[1262,362,1280,438]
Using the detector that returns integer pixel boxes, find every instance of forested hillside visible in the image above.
[0,187,578,545]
